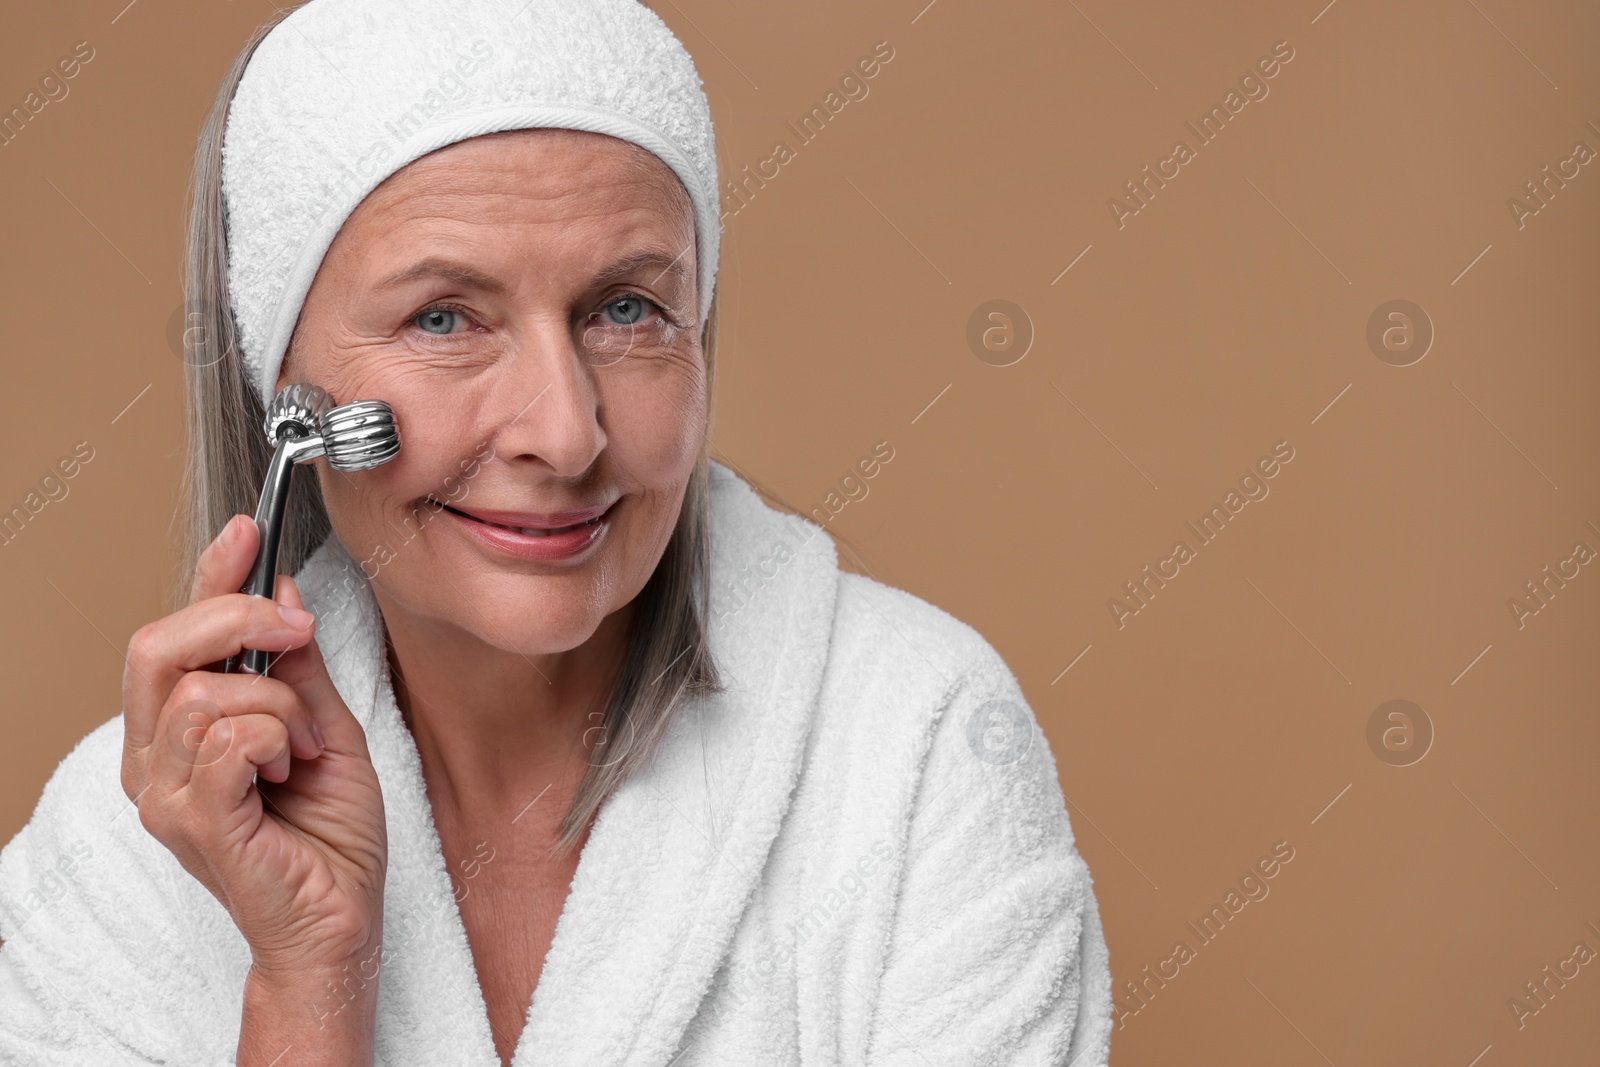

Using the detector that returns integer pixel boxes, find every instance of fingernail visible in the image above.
[278,605,315,630]
[311,722,325,751]
[218,516,241,547]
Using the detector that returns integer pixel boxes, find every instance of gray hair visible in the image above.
[177,9,722,859]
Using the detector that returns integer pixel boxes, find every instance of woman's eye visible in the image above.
[602,295,658,326]
[579,294,675,366]
[414,305,468,335]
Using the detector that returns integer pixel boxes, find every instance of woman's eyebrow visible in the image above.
[592,246,692,291]
[374,248,690,295]
[376,258,508,294]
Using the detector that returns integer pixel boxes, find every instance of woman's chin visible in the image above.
[461,602,606,655]
[371,571,608,653]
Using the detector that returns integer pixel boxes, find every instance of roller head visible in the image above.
[320,399,402,472]
[264,383,334,445]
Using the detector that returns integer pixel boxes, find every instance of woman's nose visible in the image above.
[489,327,607,477]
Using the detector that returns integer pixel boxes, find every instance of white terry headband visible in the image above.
[221,0,721,411]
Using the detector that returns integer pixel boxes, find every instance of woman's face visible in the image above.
[279,128,705,657]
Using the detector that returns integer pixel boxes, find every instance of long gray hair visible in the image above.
[176,8,723,859]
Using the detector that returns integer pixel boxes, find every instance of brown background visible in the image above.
[2,1,1597,1063]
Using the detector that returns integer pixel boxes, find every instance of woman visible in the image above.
[0,0,1113,1064]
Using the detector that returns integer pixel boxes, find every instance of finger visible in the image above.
[123,595,318,755]
[125,690,221,811]
[125,520,265,796]
[274,572,305,612]
[187,712,291,825]
[195,516,264,672]
[253,573,308,680]
[149,671,324,787]
[189,515,262,606]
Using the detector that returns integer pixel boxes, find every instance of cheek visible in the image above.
[313,457,404,553]
[603,356,707,477]
[318,417,479,518]
[322,355,492,477]
[316,354,420,415]
[312,373,489,542]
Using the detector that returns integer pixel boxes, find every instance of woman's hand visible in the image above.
[120,513,388,982]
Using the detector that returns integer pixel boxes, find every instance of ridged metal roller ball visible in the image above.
[320,399,402,472]
[265,382,334,445]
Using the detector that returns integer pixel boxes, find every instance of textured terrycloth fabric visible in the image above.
[0,460,1114,1066]
[221,0,721,410]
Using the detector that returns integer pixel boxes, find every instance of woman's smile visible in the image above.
[429,496,620,562]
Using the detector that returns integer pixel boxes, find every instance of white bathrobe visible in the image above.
[0,459,1113,1066]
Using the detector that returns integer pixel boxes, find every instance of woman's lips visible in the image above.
[440,500,614,531]
[435,498,616,561]
[444,502,611,531]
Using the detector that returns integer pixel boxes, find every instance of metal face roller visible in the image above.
[320,399,402,472]
[227,383,403,676]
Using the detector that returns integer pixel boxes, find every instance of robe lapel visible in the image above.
[296,537,498,1062]
[296,459,840,1067]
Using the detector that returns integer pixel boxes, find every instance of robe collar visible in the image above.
[293,458,840,1066]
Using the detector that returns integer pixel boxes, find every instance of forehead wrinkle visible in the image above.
[342,138,696,308]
